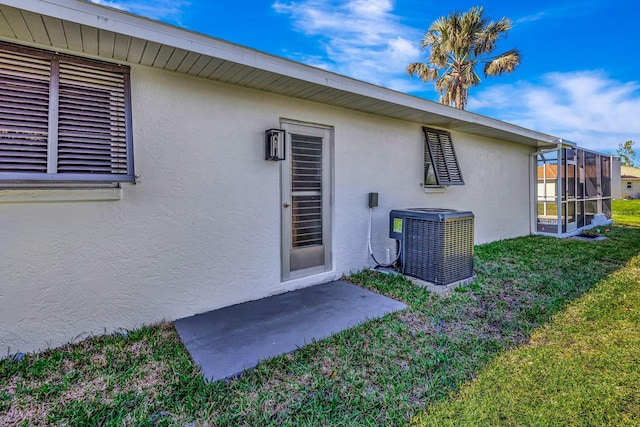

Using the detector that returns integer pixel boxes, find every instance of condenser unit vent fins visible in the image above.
[390,208,474,285]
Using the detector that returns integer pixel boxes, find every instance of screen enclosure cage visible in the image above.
[537,146,612,236]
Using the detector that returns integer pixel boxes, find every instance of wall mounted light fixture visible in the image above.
[265,129,285,161]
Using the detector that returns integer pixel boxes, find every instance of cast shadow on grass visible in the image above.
[410,248,640,426]
[2,227,639,426]
[200,226,640,425]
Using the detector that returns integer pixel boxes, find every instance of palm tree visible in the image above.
[407,6,520,109]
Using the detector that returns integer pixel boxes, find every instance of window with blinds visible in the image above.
[0,42,134,182]
[423,127,464,186]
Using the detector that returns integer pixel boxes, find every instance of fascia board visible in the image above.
[3,0,559,147]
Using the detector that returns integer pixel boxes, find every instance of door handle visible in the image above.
[283,203,291,208]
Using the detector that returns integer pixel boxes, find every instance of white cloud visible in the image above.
[89,0,190,23]
[513,1,602,27]
[90,0,633,156]
[468,71,640,153]
[272,0,429,93]
[514,11,546,25]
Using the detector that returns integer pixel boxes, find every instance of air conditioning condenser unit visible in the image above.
[389,208,474,285]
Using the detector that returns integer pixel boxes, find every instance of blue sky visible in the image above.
[90,0,639,154]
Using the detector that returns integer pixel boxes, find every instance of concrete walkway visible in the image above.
[174,280,407,381]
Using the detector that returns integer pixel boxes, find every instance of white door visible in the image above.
[281,122,332,281]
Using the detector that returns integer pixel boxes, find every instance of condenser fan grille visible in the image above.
[390,209,474,285]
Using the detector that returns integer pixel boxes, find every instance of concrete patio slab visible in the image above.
[174,280,407,381]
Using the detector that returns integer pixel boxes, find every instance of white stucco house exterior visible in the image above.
[621,166,640,199]
[0,0,614,355]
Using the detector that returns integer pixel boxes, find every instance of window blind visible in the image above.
[0,41,134,182]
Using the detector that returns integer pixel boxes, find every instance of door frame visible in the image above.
[280,120,333,281]
[565,158,577,232]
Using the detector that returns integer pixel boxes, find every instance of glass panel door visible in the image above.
[564,160,577,232]
[280,122,332,280]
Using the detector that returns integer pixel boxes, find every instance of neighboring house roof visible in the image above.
[537,164,558,180]
[0,0,561,148]
[621,166,640,179]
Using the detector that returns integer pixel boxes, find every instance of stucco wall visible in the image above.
[622,179,640,199]
[1,65,534,354]
[621,165,640,199]
[612,159,622,199]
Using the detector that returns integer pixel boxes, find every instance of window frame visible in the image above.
[0,41,134,183]
[422,127,464,186]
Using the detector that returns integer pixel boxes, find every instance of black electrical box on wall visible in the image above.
[368,192,379,208]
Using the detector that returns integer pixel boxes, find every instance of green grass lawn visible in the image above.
[411,200,640,426]
[2,205,640,426]
[613,199,640,227]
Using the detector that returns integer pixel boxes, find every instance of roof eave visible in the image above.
[1,0,559,148]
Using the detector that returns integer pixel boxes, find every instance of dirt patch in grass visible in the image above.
[3,227,640,426]
[412,249,640,426]
[1,321,182,426]
[397,310,435,335]
[3,403,49,427]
